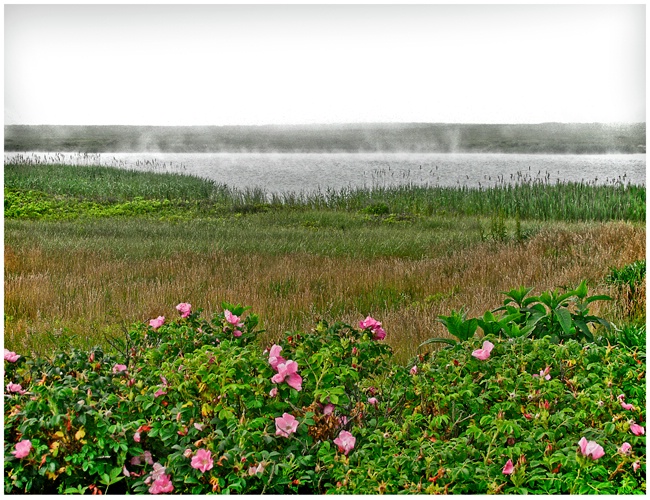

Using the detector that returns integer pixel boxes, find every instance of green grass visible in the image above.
[4,212,513,260]
[4,160,646,358]
[5,162,645,222]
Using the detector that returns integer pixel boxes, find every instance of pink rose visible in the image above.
[333,430,356,455]
[630,423,645,436]
[502,459,514,475]
[275,413,299,438]
[368,397,378,406]
[269,387,278,397]
[532,366,551,380]
[271,360,302,391]
[471,341,494,361]
[154,389,167,398]
[323,403,335,415]
[149,316,165,329]
[268,344,286,371]
[6,382,26,395]
[149,473,173,494]
[248,463,265,476]
[190,448,214,473]
[619,442,632,455]
[4,349,20,362]
[134,432,141,443]
[176,302,192,318]
[112,364,127,374]
[359,316,381,330]
[410,365,418,375]
[632,461,641,472]
[578,437,605,460]
[359,316,387,340]
[11,440,32,459]
[224,310,244,327]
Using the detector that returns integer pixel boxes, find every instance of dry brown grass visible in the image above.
[4,221,645,362]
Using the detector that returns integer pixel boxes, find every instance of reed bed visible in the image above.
[5,220,644,362]
[5,160,645,222]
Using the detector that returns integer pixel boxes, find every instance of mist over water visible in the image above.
[5,152,645,195]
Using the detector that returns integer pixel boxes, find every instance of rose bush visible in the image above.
[4,295,646,494]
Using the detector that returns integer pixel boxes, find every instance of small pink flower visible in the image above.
[410,365,418,375]
[359,316,386,340]
[233,330,242,337]
[621,401,635,411]
[194,423,204,431]
[372,327,387,341]
[269,387,278,397]
[224,310,244,327]
[632,461,641,472]
[6,382,26,394]
[367,397,378,406]
[323,403,335,415]
[144,451,154,465]
[154,389,167,398]
[271,360,302,391]
[183,449,193,458]
[268,344,286,371]
[176,302,192,318]
[112,364,127,374]
[578,437,605,460]
[471,341,494,361]
[502,459,514,475]
[359,316,382,330]
[11,440,32,459]
[149,473,173,494]
[339,415,348,426]
[190,448,214,473]
[248,463,265,476]
[619,442,632,455]
[333,430,356,455]
[532,366,551,380]
[630,423,645,436]
[149,316,165,329]
[275,413,299,438]
[134,432,141,443]
[130,455,142,465]
[4,349,20,362]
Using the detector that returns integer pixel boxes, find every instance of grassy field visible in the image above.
[4,162,646,362]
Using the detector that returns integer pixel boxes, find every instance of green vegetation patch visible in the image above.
[4,298,646,494]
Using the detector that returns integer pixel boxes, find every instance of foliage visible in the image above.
[429,282,613,347]
[606,260,646,323]
[4,299,645,494]
[606,260,646,293]
[5,161,646,222]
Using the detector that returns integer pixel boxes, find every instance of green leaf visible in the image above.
[554,308,573,336]
[418,337,457,349]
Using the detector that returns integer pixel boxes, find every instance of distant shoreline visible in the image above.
[4,123,646,155]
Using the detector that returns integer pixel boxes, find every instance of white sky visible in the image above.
[4,3,646,126]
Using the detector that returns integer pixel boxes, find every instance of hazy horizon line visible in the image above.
[5,121,646,128]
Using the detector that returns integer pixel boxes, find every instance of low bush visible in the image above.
[4,299,646,494]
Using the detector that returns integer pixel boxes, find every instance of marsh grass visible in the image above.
[5,161,645,221]
[5,219,644,362]
[4,161,645,361]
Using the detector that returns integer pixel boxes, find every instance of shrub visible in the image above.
[4,301,646,494]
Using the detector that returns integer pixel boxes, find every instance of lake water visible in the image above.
[5,152,645,195]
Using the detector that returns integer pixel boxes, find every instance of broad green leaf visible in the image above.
[554,308,573,336]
